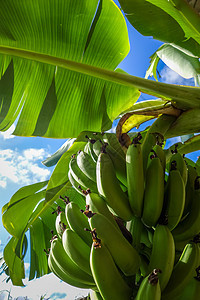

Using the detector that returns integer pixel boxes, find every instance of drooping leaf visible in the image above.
[2,189,46,238]
[118,99,170,117]
[146,43,200,85]
[0,0,140,138]
[29,219,49,278]
[2,180,48,213]
[119,0,200,56]
[42,138,76,167]
[116,99,180,135]
[145,52,160,81]
[3,237,25,286]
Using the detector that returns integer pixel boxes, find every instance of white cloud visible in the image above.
[0,124,15,140]
[0,148,51,188]
[23,148,48,161]
[160,66,195,85]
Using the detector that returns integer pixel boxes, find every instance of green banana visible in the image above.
[164,167,185,231]
[148,224,175,291]
[175,273,200,300]
[183,164,198,219]
[62,228,92,275]
[141,114,176,173]
[90,241,132,300]
[102,132,125,158]
[69,156,98,192]
[84,138,98,163]
[68,169,87,196]
[48,244,95,289]
[65,201,92,246]
[169,151,188,186]
[172,187,200,242]
[142,156,164,228]
[105,144,127,187]
[140,225,153,249]
[92,139,103,158]
[151,143,166,171]
[96,152,133,221]
[126,140,144,217]
[140,254,150,277]
[162,242,200,299]
[55,208,69,239]
[84,141,91,156]
[93,134,127,187]
[127,216,144,250]
[85,191,119,230]
[76,150,96,182]
[88,212,141,276]
[50,237,95,286]
[135,269,161,300]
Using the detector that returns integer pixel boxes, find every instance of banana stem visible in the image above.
[0,46,200,108]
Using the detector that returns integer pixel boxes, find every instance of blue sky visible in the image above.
[0,1,199,299]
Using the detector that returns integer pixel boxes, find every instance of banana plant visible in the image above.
[2,0,200,288]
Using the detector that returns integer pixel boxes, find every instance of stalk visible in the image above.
[0,46,200,108]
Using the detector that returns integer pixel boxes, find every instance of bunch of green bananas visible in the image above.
[48,115,200,300]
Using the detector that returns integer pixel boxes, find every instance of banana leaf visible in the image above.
[146,43,200,85]
[1,0,200,139]
[0,0,140,138]
[119,0,200,56]
[42,138,76,167]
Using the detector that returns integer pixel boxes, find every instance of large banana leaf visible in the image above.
[119,0,200,56]
[2,0,200,139]
[146,44,200,85]
[0,0,140,138]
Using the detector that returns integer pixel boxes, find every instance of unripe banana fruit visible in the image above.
[90,242,132,300]
[142,156,164,228]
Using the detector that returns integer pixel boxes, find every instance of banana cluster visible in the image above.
[48,130,200,300]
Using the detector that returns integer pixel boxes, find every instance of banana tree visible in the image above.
[1,0,200,287]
